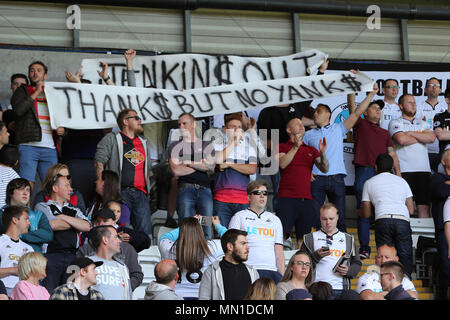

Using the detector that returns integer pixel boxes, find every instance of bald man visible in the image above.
[144,259,183,300]
[276,118,329,248]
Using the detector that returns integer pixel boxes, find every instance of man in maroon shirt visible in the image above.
[348,92,400,259]
[276,118,329,248]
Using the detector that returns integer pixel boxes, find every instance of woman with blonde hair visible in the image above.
[159,215,227,299]
[275,250,314,300]
[32,163,86,212]
[244,277,276,300]
[10,252,50,300]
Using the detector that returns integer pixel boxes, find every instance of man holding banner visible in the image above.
[94,108,155,242]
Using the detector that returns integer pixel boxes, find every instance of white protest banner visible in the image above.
[81,49,328,89]
[44,71,373,130]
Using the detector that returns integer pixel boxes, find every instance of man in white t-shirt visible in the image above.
[229,180,284,283]
[357,244,418,300]
[361,153,414,277]
[389,93,436,219]
[87,225,132,300]
[417,77,448,173]
[380,79,401,130]
[11,61,65,190]
[300,203,361,299]
[0,205,33,295]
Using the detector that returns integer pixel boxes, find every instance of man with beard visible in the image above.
[199,229,260,300]
[389,94,436,218]
[11,61,65,190]
[95,109,154,242]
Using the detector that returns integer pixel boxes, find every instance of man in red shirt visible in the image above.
[348,92,400,259]
[276,118,329,248]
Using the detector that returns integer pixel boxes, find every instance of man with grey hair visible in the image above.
[144,259,183,300]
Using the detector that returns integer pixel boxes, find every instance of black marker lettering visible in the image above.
[235,89,256,108]
[102,95,116,121]
[53,87,77,119]
[174,95,194,114]
[267,85,285,103]
[78,90,98,122]
[162,61,179,89]
[243,62,267,82]
[210,91,232,110]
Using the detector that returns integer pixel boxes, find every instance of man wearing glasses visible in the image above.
[228,180,284,283]
[95,108,157,244]
[379,261,416,300]
[380,79,401,130]
[417,77,447,172]
[277,118,328,249]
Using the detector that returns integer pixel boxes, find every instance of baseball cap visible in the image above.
[92,207,116,221]
[286,289,312,300]
[370,99,385,110]
[68,257,103,272]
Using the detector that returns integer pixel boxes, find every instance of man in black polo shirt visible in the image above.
[168,113,215,239]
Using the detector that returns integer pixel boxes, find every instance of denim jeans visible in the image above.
[354,166,376,253]
[213,200,248,229]
[18,145,58,182]
[177,184,213,239]
[42,252,76,295]
[121,187,152,239]
[374,218,413,277]
[311,174,347,232]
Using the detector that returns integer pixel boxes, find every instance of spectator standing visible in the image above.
[300,203,361,299]
[95,108,155,242]
[229,180,284,283]
[168,113,215,239]
[360,153,414,277]
[357,244,417,300]
[213,113,258,228]
[87,225,132,300]
[11,61,65,190]
[275,250,314,300]
[0,205,33,295]
[34,172,90,293]
[0,144,20,207]
[0,178,53,253]
[199,229,259,300]
[10,252,49,300]
[389,94,436,218]
[303,81,378,232]
[144,259,183,300]
[276,117,328,248]
[417,77,447,172]
[50,257,104,300]
[348,91,400,259]
[430,146,450,299]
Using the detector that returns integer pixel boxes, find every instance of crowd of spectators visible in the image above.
[0,48,448,301]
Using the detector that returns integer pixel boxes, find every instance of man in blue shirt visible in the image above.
[303,82,378,231]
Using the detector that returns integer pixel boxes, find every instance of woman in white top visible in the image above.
[158,215,227,299]
[275,250,314,300]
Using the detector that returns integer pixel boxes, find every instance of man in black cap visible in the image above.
[76,207,143,292]
[50,257,104,300]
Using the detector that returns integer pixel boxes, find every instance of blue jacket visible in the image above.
[0,205,53,253]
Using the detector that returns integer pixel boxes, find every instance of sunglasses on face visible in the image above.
[250,190,268,196]
[125,116,141,121]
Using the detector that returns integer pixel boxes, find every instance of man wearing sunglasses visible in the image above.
[228,180,284,283]
[417,77,447,173]
[380,79,401,130]
[95,108,157,244]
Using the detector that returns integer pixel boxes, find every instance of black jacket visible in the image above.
[11,84,42,144]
